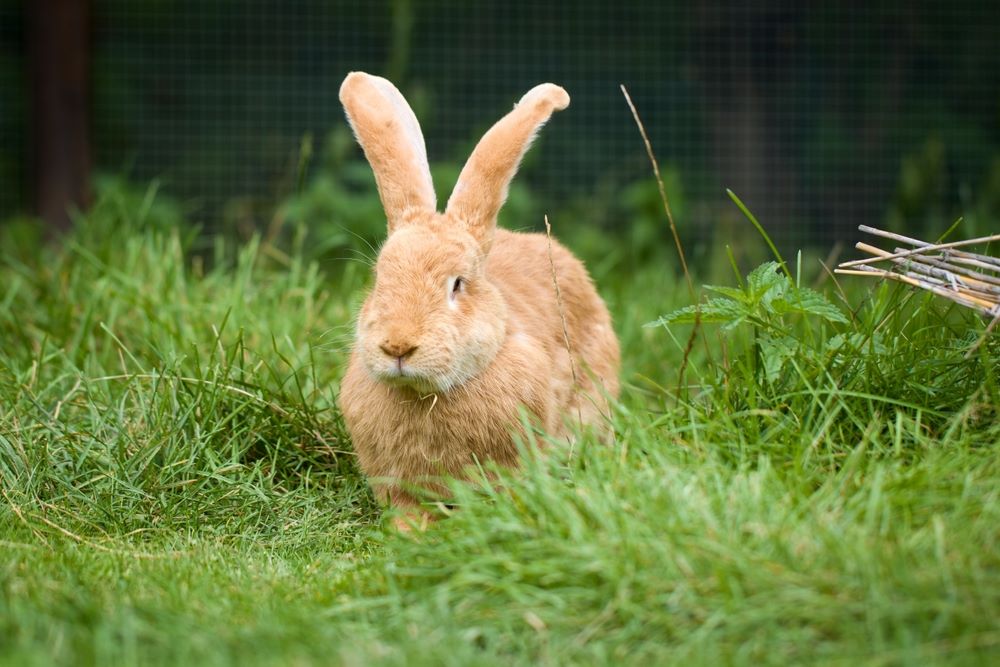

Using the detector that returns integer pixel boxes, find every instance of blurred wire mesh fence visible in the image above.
[1,0,998,251]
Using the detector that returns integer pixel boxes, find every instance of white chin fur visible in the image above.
[367,356,473,395]
[358,322,501,395]
[365,352,459,393]
[380,372,442,393]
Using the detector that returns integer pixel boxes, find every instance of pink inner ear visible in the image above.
[446,83,569,246]
[340,72,437,231]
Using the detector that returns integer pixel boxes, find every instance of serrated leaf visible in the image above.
[647,297,746,328]
[747,262,787,299]
[649,261,847,334]
[703,284,748,301]
[772,287,848,323]
[760,335,800,383]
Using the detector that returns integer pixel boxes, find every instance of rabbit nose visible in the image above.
[379,341,417,359]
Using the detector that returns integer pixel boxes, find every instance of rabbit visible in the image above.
[336,72,620,528]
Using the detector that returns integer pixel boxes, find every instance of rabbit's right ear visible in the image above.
[340,72,436,233]
[446,83,569,252]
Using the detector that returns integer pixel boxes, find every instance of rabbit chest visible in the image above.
[339,329,559,488]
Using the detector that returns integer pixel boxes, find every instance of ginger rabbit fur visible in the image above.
[337,72,620,513]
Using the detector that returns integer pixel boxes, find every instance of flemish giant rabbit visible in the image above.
[337,72,620,529]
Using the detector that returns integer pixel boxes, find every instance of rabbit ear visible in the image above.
[340,72,436,233]
[446,84,569,250]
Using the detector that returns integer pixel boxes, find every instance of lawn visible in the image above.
[1,184,998,666]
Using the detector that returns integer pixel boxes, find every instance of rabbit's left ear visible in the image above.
[340,72,437,234]
[446,84,569,251]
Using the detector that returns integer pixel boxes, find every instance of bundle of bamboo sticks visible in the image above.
[836,226,1000,319]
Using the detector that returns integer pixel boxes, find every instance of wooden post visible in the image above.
[28,0,92,233]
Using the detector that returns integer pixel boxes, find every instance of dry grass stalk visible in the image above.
[544,215,584,431]
[619,84,694,300]
[835,226,1000,318]
[621,83,710,397]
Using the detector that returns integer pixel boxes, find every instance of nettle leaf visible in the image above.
[649,261,847,333]
[647,297,747,328]
[703,284,747,302]
[772,286,848,323]
[760,334,801,383]
[746,262,788,302]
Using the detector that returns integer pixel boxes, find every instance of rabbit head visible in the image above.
[339,72,569,393]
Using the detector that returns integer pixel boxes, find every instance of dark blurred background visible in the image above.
[1,0,998,255]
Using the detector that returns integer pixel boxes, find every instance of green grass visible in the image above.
[1,185,998,666]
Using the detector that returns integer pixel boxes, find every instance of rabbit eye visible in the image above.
[448,276,465,305]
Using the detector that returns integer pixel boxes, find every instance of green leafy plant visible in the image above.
[652,261,847,383]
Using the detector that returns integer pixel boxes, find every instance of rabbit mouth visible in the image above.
[375,365,443,393]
